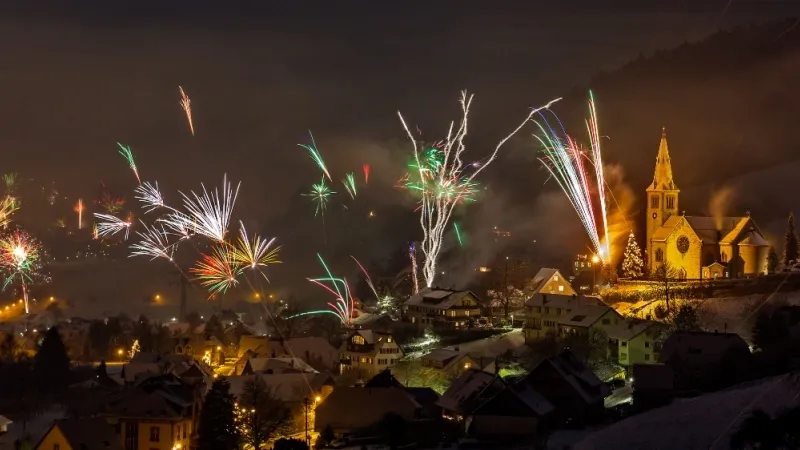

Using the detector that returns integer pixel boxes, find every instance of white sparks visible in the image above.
[134,181,165,213]
[130,222,175,261]
[94,213,132,240]
[176,174,240,242]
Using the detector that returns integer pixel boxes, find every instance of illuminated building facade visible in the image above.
[645,128,770,279]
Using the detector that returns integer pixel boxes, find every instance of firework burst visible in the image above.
[298,131,331,181]
[94,213,133,240]
[191,244,244,297]
[135,182,165,213]
[130,222,175,261]
[165,174,240,242]
[0,196,19,228]
[533,90,610,262]
[398,91,561,287]
[306,253,354,326]
[232,222,281,273]
[117,143,141,184]
[179,86,195,136]
[304,178,335,217]
[0,229,44,314]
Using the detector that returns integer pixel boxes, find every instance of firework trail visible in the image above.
[298,131,332,182]
[0,196,19,229]
[117,143,141,184]
[3,173,18,199]
[398,91,561,287]
[98,189,126,214]
[363,164,370,184]
[351,255,379,301]
[92,223,99,239]
[0,230,43,314]
[304,178,335,217]
[306,253,354,326]
[135,182,165,213]
[179,86,195,136]
[342,173,357,200]
[164,174,240,242]
[94,213,133,240]
[191,244,244,297]
[74,199,84,229]
[130,222,175,261]
[453,222,464,247]
[409,242,419,294]
[532,90,610,262]
[232,222,281,275]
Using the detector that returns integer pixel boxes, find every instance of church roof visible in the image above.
[653,215,768,247]
[739,230,769,247]
[647,127,678,192]
[652,215,682,241]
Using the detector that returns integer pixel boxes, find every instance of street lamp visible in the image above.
[591,255,600,294]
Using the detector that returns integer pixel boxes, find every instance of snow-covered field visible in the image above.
[574,374,800,450]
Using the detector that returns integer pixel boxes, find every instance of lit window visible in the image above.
[387,337,392,343]
[558,285,564,292]
[149,426,160,442]
[554,275,559,281]
[655,248,664,263]
[353,336,365,345]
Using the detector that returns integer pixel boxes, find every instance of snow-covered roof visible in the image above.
[508,381,554,416]
[269,336,339,370]
[406,288,480,310]
[557,304,615,328]
[246,357,318,374]
[607,319,662,341]
[437,369,503,414]
[659,331,749,365]
[227,372,332,403]
[422,348,460,363]
[738,230,769,246]
[533,350,606,404]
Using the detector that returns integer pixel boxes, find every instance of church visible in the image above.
[645,128,771,279]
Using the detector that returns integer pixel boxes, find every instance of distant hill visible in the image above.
[552,18,800,237]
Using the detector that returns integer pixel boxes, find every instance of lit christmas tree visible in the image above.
[621,232,644,279]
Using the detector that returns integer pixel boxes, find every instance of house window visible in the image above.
[721,252,728,263]
[558,285,564,292]
[554,275,559,281]
[666,195,675,210]
[645,354,651,361]
[620,352,628,359]
[621,341,628,348]
[54,445,60,450]
[556,308,562,315]
[655,248,664,263]
[387,337,392,343]
[353,335,365,345]
[645,341,650,348]
[360,357,366,363]
[650,195,660,209]
[149,426,160,442]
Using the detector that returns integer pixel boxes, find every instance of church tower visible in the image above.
[646,127,680,266]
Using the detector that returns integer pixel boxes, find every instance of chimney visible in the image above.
[542,294,547,304]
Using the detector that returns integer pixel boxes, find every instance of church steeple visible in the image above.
[648,127,678,191]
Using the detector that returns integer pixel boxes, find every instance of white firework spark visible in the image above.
[94,213,132,240]
[397,91,561,288]
[130,222,175,261]
[134,181,165,213]
[174,174,240,242]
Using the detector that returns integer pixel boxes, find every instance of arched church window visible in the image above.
[650,195,660,209]
[676,236,690,254]
[666,196,675,210]
[721,252,728,263]
[655,248,664,262]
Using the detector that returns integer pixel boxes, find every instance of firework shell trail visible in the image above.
[350,255,379,301]
[179,86,195,136]
[168,174,240,243]
[306,253,354,325]
[363,164,370,184]
[117,143,141,184]
[453,222,464,247]
[135,182,165,213]
[342,173,357,200]
[94,213,133,240]
[191,244,244,298]
[74,199,84,229]
[298,131,332,182]
[409,242,419,294]
[0,196,19,229]
[532,91,610,263]
[397,91,561,288]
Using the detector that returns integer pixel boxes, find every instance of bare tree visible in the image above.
[486,257,530,322]
[652,262,680,310]
[239,376,293,449]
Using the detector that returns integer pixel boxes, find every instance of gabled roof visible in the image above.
[652,215,683,242]
[557,304,617,328]
[405,288,480,310]
[526,350,607,404]
[437,369,505,414]
[246,357,317,374]
[507,381,555,416]
[525,292,601,309]
[105,389,184,419]
[607,319,664,341]
[421,348,461,364]
[658,331,749,365]
[227,372,333,403]
[527,268,576,296]
[38,418,122,450]
[316,387,421,430]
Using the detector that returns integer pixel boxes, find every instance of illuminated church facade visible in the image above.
[645,129,770,279]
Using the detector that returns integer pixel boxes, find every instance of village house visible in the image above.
[658,331,752,390]
[404,288,482,329]
[518,350,608,426]
[240,357,317,375]
[523,268,604,343]
[315,387,422,436]
[339,330,404,378]
[556,303,624,338]
[608,320,668,369]
[35,418,122,450]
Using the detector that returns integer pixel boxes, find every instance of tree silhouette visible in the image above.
[238,376,292,449]
[783,212,799,267]
[672,304,701,332]
[768,248,779,274]
[34,327,70,390]
[652,263,680,310]
[198,379,240,450]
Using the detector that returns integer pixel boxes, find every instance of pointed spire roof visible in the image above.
[647,127,679,191]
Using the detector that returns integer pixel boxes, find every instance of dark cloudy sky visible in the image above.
[1,1,797,317]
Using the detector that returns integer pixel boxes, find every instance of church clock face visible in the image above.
[652,212,658,219]
[676,235,690,254]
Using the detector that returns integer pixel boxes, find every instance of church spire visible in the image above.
[648,126,678,191]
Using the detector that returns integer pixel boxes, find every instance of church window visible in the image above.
[676,236,690,254]
[655,248,664,262]
[650,195,660,209]
[666,195,675,210]
[721,252,728,263]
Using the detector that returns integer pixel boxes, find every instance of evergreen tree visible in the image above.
[768,248,779,274]
[95,360,108,379]
[672,304,701,332]
[34,327,70,389]
[620,232,644,279]
[783,212,799,267]
[198,379,240,450]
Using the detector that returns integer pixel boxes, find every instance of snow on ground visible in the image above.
[574,374,800,450]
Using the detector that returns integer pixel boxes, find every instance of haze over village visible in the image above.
[0,2,800,450]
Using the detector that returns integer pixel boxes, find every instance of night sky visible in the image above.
[1,1,797,318]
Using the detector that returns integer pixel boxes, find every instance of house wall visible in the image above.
[619,329,661,367]
[117,418,192,450]
[469,415,538,437]
[524,294,576,343]
[739,245,769,276]
[36,427,71,450]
